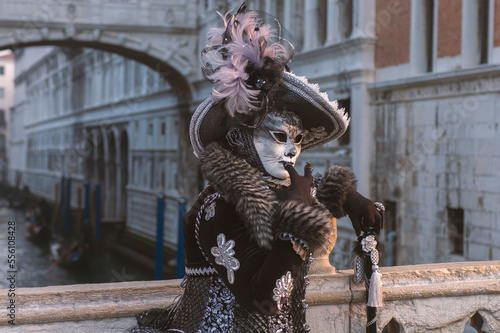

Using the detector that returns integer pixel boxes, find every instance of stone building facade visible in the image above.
[10,46,181,244]
[368,0,500,266]
[0,51,14,183]
[5,0,500,269]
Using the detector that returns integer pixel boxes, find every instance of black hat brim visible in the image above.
[190,71,349,157]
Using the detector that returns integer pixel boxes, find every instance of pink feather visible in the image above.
[202,10,292,116]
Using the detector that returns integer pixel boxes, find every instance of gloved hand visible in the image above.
[343,187,384,236]
[272,163,314,207]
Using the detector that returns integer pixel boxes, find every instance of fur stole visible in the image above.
[199,143,278,250]
[199,143,342,254]
[316,166,357,218]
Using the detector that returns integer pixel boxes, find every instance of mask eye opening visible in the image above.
[294,134,303,144]
[272,132,287,143]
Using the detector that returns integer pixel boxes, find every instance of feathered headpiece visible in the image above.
[190,3,350,158]
[201,3,295,118]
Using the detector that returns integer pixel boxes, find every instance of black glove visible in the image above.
[343,187,384,236]
[272,163,314,207]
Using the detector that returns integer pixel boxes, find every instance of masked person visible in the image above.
[131,4,382,333]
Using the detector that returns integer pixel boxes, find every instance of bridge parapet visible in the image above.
[0,0,200,82]
[0,0,198,28]
[1,261,498,332]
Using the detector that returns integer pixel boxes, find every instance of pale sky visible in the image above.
[0,50,12,57]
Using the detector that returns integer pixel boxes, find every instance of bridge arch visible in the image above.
[0,34,194,98]
[0,0,200,98]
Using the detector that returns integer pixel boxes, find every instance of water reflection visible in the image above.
[0,206,152,288]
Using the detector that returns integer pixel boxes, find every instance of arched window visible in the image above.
[382,318,402,333]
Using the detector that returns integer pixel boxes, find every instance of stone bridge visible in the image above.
[0,0,201,95]
[1,260,499,332]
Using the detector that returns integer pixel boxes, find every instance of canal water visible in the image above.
[0,206,153,289]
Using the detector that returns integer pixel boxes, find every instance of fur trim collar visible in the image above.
[199,143,278,250]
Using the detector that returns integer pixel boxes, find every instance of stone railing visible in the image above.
[0,261,499,332]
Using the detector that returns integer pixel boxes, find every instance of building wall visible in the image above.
[8,47,53,187]
[371,70,500,265]
[12,46,182,246]
[371,0,500,265]
[0,51,14,182]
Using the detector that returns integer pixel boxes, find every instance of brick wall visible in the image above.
[374,0,411,68]
[495,0,500,47]
[437,0,462,58]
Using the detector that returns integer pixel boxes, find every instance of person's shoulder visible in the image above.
[198,193,241,231]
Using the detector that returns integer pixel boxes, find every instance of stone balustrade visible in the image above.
[0,261,499,332]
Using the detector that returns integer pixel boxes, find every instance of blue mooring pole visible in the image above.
[83,181,90,223]
[58,177,65,229]
[155,191,166,280]
[176,196,187,279]
[65,178,71,230]
[95,182,101,241]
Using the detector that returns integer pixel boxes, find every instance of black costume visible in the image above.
[131,3,382,332]
[132,143,356,333]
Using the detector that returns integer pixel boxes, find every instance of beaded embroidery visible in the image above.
[197,277,235,332]
[268,297,293,333]
[205,202,216,220]
[273,271,294,311]
[211,233,240,284]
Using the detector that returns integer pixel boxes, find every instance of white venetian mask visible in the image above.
[253,111,304,179]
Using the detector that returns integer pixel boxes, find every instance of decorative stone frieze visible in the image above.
[369,65,500,104]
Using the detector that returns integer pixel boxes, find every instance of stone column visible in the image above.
[283,0,293,33]
[92,131,99,183]
[139,0,149,25]
[115,161,122,221]
[410,0,426,74]
[127,126,133,194]
[325,0,341,45]
[90,0,101,24]
[119,58,126,100]
[265,0,275,16]
[102,131,110,219]
[351,0,375,38]
[350,80,372,196]
[303,0,319,50]
[461,0,480,68]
